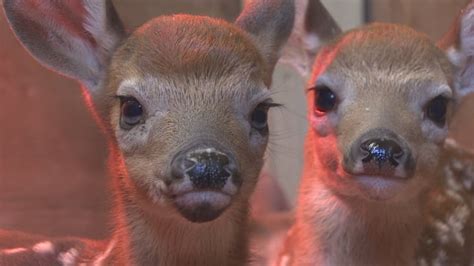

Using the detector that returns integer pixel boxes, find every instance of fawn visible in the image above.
[272,0,474,265]
[0,0,294,265]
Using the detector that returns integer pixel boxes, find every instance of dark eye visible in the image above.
[314,85,337,113]
[250,104,269,131]
[120,97,144,129]
[425,95,449,126]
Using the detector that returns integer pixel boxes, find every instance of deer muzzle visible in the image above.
[169,144,240,223]
[345,128,415,179]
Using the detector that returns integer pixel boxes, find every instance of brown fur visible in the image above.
[274,1,474,265]
[98,15,281,265]
[1,0,294,265]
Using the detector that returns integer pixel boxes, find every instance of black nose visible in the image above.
[344,128,415,177]
[360,138,404,167]
[172,149,237,189]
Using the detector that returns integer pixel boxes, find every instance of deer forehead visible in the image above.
[316,24,453,110]
[106,15,268,93]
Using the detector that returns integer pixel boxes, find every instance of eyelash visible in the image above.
[259,102,283,109]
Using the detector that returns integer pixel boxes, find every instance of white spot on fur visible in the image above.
[462,171,473,190]
[1,247,27,254]
[433,220,450,244]
[418,258,428,266]
[57,248,79,266]
[444,138,460,151]
[433,249,448,266]
[279,254,290,266]
[304,33,321,53]
[32,241,54,254]
[446,46,465,67]
[445,204,470,246]
[445,189,463,203]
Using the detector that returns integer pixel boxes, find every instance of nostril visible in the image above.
[171,156,200,180]
[183,159,197,171]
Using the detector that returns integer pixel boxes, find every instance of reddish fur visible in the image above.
[1,0,295,265]
[273,2,474,264]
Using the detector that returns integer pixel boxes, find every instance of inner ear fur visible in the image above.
[440,0,474,100]
[3,0,126,92]
[279,0,341,77]
[236,0,295,76]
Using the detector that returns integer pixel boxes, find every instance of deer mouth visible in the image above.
[341,167,410,184]
[352,175,410,200]
[338,168,411,200]
[341,161,412,180]
[351,174,407,186]
[172,190,233,223]
[342,170,408,185]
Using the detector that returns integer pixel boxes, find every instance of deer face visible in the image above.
[105,17,276,222]
[282,0,474,202]
[307,24,454,201]
[4,0,294,222]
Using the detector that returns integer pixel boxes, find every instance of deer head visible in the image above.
[284,0,474,203]
[3,0,294,223]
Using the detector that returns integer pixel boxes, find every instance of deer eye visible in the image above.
[314,85,337,114]
[425,95,449,126]
[250,104,269,131]
[120,97,144,129]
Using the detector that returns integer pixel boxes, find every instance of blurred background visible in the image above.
[1,0,473,240]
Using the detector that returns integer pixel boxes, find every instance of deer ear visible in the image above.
[440,0,474,101]
[279,0,341,77]
[3,0,126,94]
[235,0,295,75]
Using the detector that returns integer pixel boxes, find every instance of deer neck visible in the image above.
[102,146,249,266]
[287,145,426,266]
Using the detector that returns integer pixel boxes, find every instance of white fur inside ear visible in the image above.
[58,33,102,89]
[4,0,124,94]
[447,5,474,100]
[461,7,474,56]
[83,0,122,56]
